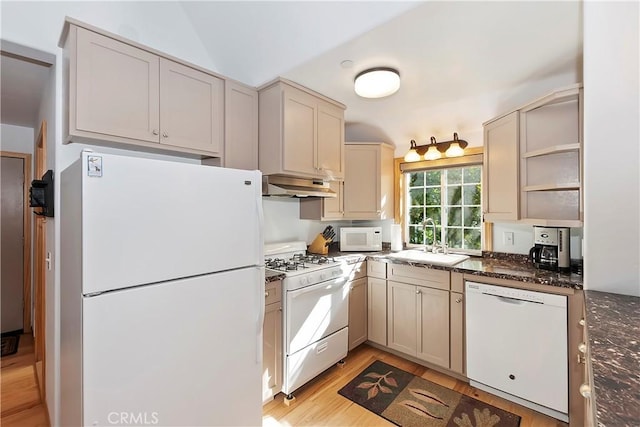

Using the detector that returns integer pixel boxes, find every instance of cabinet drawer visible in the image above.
[387,263,450,290]
[367,260,387,279]
[265,281,282,305]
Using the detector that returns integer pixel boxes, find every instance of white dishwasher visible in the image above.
[465,282,568,422]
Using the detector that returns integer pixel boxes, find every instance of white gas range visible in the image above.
[264,241,349,400]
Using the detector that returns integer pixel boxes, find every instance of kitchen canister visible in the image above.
[390,224,402,251]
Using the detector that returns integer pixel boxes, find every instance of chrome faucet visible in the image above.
[422,218,438,253]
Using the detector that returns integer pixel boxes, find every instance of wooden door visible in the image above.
[74,27,160,142]
[483,111,519,221]
[1,156,25,333]
[224,81,258,170]
[160,58,223,154]
[416,286,450,368]
[282,86,316,176]
[316,100,344,179]
[343,144,381,219]
[33,122,47,400]
[367,277,387,346]
[348,277,367,350]
[387,280,417,356]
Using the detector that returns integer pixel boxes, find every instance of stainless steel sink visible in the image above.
[386,250,469,266]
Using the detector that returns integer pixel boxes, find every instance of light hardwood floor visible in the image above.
[263,344,567,427]
[1,334,49,426]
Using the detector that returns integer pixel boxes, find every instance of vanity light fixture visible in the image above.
[403,133,469,162]
[354,67,400,98]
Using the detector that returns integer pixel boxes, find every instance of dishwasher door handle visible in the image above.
[492,294,529,305]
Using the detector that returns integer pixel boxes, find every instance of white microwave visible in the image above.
[340,227,382,252]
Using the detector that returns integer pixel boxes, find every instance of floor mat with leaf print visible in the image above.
[338,360,521,427]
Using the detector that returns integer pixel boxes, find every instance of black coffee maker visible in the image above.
[529,226,570,272]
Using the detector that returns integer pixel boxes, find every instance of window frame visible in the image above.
[398,151,484,256]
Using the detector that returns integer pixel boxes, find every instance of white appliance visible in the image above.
[264,241,349,399]
[339,226,382,252]
[60,151,264,427]
[465,282,568,422]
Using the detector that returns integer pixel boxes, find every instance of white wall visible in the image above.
[1,123,34,153]
[263,197,393,246]
[583,1,640,296]
[1,2,223,424]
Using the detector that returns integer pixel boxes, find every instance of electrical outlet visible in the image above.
[503,232,515,246]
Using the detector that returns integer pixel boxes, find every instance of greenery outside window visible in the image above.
[406,165,482,254]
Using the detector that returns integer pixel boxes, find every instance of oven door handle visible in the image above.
[290,279,347,299]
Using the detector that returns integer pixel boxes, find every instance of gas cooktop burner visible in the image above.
[265,254,338,273]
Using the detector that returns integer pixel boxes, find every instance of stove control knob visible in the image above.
[320,273,327,281]
[299,277,308,286]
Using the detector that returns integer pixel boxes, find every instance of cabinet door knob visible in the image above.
[579,384,591,398]
[456,297,463,303]
[579,318,585,326]
[152,129,159,135]
[265,291,269,297]
[416,290,421,295]
[578,343,587,353]
[162,132,169,138]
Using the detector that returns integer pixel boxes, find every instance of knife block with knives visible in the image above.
[308,226,335,255]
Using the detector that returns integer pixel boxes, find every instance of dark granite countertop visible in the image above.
[265,270,285,283]
[359,250,583,290]
[584,290,640,426]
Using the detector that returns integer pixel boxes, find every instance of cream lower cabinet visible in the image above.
[348,260,368,350]
[366,259,388,346]
[65,24,224,157]
[262,280,282,403]
[386,264,451,370]
[387,281,450,368]
[367,277,387,346]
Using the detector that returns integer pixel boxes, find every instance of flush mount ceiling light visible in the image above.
[354,67,400,98]
[403,133,469,162]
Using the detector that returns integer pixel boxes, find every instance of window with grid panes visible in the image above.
[406,166,482,253]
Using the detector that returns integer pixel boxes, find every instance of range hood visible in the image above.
[262,175,336,198]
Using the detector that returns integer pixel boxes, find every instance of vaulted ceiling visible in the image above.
[1,1,582,155]
[181,1,583,153]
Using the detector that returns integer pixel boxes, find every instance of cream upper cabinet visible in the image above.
[316,101,345,178]
[259,79,345,180]
[519,85,583,226]
[73,26,160,144]
[483,84,583,227]
[483,111,520,222]
[159,59,223,155]
[299,180,343,220]
[64,23,224,158]
[224,81,258,170]
[343,143,394,220]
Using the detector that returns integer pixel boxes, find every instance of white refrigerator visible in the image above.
[60,151,264,426]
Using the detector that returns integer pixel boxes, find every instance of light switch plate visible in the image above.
[503,231,514,246]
